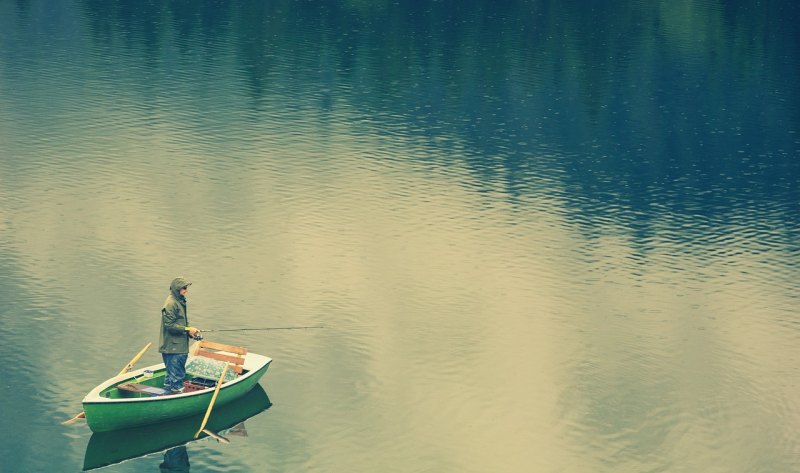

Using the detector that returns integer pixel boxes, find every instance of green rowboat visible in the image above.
[83,384,271,471]
[82,344,271,432]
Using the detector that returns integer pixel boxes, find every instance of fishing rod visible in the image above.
[191,326,324,340]
[199,326,324,333]
[200,325,325,332]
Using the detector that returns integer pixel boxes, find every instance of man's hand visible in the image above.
[187,326,201,338]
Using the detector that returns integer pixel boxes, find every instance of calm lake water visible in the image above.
[1,0,799,472]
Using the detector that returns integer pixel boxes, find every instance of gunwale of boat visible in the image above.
[82,352,272,405]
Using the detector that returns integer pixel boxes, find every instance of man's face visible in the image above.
[180,286,189,296]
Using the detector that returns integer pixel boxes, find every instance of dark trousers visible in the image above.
[162,353,188,391]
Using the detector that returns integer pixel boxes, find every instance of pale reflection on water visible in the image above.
[1,0,799,472]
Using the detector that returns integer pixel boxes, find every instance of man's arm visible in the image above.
[162,307,187,334]
[162,306,200,337]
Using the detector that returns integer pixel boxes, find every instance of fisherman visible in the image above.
[159,276,201,394]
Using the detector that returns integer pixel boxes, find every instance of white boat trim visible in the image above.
[82,352,272,404]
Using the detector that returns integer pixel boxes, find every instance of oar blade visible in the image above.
[62,412,86,425]
[202,429,231,444]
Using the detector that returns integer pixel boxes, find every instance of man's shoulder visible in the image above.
[162,294,179,309]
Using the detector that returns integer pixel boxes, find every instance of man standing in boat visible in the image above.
[159,277,201,394]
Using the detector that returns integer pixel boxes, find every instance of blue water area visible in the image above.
[0,0,798,472]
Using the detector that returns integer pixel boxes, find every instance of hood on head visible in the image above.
[170,277,192,298]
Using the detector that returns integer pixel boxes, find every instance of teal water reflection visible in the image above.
[0,0,798,472]
[83,384,271,471]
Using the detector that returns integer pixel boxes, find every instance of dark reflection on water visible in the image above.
[1,0,799,472]
[159,446,189,473]
[83,384,271,471]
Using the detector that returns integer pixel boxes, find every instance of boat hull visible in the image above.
[82,353,271,432]
[83,384,272,471]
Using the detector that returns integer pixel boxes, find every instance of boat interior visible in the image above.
[101,341,250,399]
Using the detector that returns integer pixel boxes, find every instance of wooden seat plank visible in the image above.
[117,383,168,396]
[196,349,245,365]
[189,340,247,375]
[198,341,247,355]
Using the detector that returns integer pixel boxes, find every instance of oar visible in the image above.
[115,342,153,376]
[194,363,230,439]
[62,342,153,425]
[203,429,231,444]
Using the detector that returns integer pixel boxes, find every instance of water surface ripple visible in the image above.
[1,1,799,472]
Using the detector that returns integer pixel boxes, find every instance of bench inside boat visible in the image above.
[114,341,248,398]
[117,383,170,396]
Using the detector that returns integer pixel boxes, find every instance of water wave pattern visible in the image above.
[1,1,799,472]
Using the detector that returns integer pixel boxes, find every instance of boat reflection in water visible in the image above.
[159,446,190,472]
[83,384,271,471]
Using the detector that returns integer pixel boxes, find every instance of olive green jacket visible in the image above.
[159,277,192,354]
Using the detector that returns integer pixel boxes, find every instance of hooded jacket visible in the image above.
[159,277,192,354]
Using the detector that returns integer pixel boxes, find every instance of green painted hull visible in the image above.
[83,355,270,432]
[83,384,271,471]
